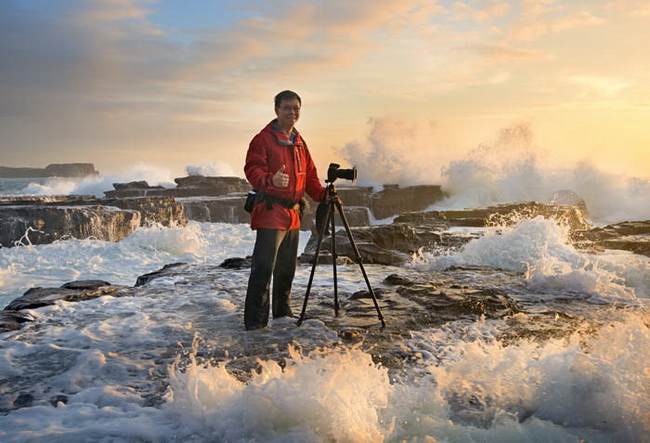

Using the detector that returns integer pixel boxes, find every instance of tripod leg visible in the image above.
[334,200,386,327]
[297,203,332,326]
[331,200,339,317]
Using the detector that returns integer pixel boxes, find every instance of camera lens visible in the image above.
[337,167,357,181]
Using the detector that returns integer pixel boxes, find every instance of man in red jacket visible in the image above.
[243,90,326,330]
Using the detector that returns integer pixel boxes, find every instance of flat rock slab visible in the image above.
[0,311,36,333]
[575,220,650,257]
[0,204,141,247]
[395,201,590,232]
[135,263,190,287]
[4,280,132,311]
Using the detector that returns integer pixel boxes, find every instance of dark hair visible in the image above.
[274,90,301,108]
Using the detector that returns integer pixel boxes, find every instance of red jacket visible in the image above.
[244,120,326,230]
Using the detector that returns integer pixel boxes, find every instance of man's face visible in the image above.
[275,98,301,129]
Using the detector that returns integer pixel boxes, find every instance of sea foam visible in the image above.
[413,217,650,300]
[0,222,256,308]
[336,120,650,224]
[387,310,650,442]
[165,344,390,442]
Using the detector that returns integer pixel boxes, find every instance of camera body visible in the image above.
[327,163,357,183]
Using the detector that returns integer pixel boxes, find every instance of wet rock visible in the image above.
[173,175,250,194]
[395,201,590,232]
[0,204,141,247]
[349,288,387,300]
[0,311,36,333]
[383,274,416,286]
[582,220,650,239]
[395,284,521,326]
[599,237,650,257]
[4,280,127,311]
[604,220,650,236]
[0,195,186,247]
[13,393,34,408]
[61,280,113,290]
[338,329,362,341]
[178,192,372,228]
[103,181,165,198]
[135,262,189,286]
[574,220,650,257]
[0,195,97,206]
[101,197,187,227]
[219,257,253,269]
[105,175,250,199]
[370,184,445,220]
[300,204,371,231]
[301,223,446,265]
[113,181,158,191]
[334,186,373,205]
[300,252,354,266]
[336,206,372,226]
[177,194,249,224]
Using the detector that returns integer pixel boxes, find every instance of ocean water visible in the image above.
[0,178,49,196]
[0,166,181,199]
[1,173,649,442]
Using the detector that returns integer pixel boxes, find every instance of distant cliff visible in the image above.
[0,163,98,178]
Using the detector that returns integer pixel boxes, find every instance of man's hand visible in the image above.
[272,165,289,188]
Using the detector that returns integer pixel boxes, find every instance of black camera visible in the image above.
[327,163,357,183]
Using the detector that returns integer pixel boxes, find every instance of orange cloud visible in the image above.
[511,8,607,41]
[451,1,511,23]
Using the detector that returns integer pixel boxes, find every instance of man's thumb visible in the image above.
[276,164,286,174]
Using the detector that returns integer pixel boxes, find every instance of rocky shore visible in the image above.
[2,190,649,333]
[0,195,185,247]
[0,175,444,246]
[1,175,648,263]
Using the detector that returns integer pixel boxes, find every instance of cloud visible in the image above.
[77,0,155,23]
[569,75,632,98]
[0,0,180,110]
[1,0,649,179]
[455,43,547,62]
[551,10,607,32]
[511,8,607,41]
[606,0,650,17]
[185,0,444,76]
[450,1,511,23]
[0,0,217,168]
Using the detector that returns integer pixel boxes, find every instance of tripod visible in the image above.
[297,182,386,327]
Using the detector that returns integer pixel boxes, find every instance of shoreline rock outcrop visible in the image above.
[0,195,186,247]
[0,163,98,178]
[103,178,446,229]
[574,220,650,257]
[2,174,647,261]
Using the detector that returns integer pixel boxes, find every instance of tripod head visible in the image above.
[325,181,338,196]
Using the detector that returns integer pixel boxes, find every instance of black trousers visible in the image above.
[244,228,300,330]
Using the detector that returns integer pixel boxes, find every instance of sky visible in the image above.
[1,0,649,183]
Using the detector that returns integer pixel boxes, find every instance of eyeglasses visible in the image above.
[279,106,301,112]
